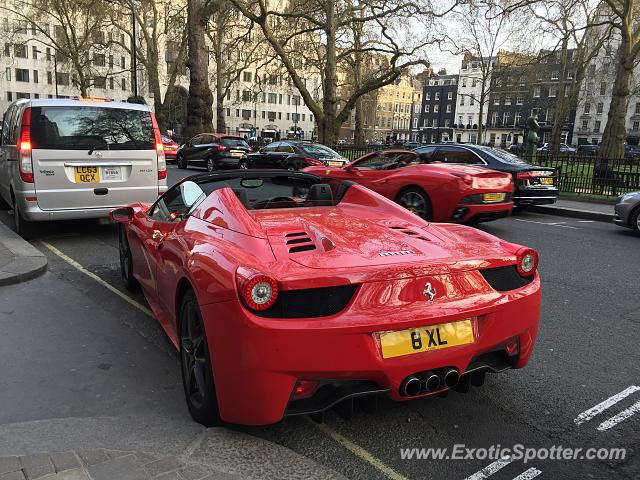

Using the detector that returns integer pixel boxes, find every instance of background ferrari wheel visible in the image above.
[176,154,187,169]
[179,289,221,426]
[238,159,248,169]
[206,157,217,172]
[396,187,432,220]
[119,225,140,291]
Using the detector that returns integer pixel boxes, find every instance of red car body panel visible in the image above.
[115,173,540,425]
[162,138,179,159]
[303,150,514,223]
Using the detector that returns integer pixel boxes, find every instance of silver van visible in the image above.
[0,99,168,238]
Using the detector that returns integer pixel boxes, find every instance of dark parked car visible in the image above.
[507,144,524,155]
[614,191,640,234]
[402,141,421,149]
[577,144,600,156]
[242,140,348,170]
[176,134,252,171]
[537,142,576,153]
[412,144,558,206]
[624,145,640,159]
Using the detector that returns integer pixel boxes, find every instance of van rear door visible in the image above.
[29,105,160,211]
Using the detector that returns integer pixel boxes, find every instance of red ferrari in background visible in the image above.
[303,149,514,223]
[112,170,540,426]
[162,136,179,162]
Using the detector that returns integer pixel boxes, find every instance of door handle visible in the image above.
[152,230,165,242]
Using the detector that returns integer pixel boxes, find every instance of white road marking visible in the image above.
[597,400,640,431]
[514,218,579,229]
[512,467,542,480]
[313,421,409,480]
[574,385,640,425]
[463,459,513,480]
[578,220,595,223]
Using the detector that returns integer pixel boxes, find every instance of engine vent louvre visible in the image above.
[289,244,316,253]
[285,232,307,238]
[390,226,431,241]
[286,237,313,245]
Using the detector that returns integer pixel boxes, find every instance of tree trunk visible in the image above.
[216,93,226,133]
[185,0,214,138]
[320,0,338,145]
[352,21,364,146]
[477,87,486,144]
[600,37,634,159]
[549,39,569,154]
[213,13,227,134]
[353,96,364,146]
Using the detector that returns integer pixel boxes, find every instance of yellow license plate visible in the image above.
[328,161,343,167]
[74,166,100,183]
[483,192,506,202]
[540,177,554,185]
[378,319,475,359]
[230,151,244,158]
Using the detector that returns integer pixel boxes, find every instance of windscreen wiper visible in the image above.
[88,142,109,155]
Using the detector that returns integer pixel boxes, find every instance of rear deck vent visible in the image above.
[389,226,404,230]
[416,236,431,241]
[285,232,307,238]
[402,230,418,235]
[286,237,313,245]
[289,244,316,253]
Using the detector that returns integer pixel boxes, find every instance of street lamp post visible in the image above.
[35,48,58,98]
[131,9,138,97]
[294,95,298,138]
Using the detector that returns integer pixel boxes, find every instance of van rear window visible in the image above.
[30,106,154,150]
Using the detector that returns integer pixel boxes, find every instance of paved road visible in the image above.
[0,165,638,479]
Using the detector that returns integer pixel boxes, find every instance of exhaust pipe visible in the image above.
[400,375,422,397]
[418,371,441,392]
[442,367,459,388]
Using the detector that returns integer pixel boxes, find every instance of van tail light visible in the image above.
[19,108,34,183]
[149,113,166,181]
[236,267,279,311]
[516,247,538,277]
[305,157,324,166]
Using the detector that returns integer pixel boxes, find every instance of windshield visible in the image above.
[220,137,250,149]
[300,143,341,158]
[477,146,529,165]
[30,106,154,150]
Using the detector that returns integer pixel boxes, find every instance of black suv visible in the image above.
[176,134,252,171]
[412,144,559,206]
[242,140,348,170]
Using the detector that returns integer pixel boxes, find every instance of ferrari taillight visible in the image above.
[516,247,538,277]
[237,269,279,311]
[293,380,320,399]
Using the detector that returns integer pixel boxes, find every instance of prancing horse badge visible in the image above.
[422,282,436,301]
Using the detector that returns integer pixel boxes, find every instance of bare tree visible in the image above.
[228,0,447,144]
[2,0,113,96]
[106,0,188,131]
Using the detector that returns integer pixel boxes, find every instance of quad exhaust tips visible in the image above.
[401,369,458,397]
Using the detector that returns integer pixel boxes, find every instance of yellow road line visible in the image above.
[40,240,153,318]
[313,421,410,480]
[42,240,407,480]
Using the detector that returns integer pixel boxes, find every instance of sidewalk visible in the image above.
[0,222,47,286]
[529,197,614,222]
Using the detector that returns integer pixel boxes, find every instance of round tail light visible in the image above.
[516,248,538,277]
[240,274,279,311]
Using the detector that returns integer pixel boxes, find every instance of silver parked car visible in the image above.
[614,191,640,235]
[0,99,168,238]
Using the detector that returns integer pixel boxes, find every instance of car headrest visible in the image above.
[232,188,249,207]
[306,183,333,206]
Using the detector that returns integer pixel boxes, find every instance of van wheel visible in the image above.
[12,203,37,240]
[176,154,187,169]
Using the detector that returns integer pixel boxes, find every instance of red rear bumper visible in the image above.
[455,201,513,223]
[201,275,540,425]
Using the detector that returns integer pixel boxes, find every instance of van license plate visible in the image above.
[75,166,100,183]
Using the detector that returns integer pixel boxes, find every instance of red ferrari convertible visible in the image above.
[303,149,514,223]
[111,171,540,426]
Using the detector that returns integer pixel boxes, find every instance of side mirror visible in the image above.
[110,206,134,223]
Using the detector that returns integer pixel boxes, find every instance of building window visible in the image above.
[472,78,477,87]
[494,97,500,106]
[242,90,251,102]
[243,71,252,82]
[121,78,126,90]
[470,97,474,106]
[93,54,105,66]
[633,121,639,132]
[447,92,452,100]
[600,82,606,95]
[15,68,29,82]
[94,76,106,88]
[56,72,70,86]
[110,77,114,89]
[594,120,601,132]
[505,96,512,106]
[425,92,430,100]
[434,104,439,113]
[14,44,27,58]
[582,120,588,131]
[584,103,591,114]
[47,71,52,84]
[444,119,450,127]
[32,46,38,59]
[503,112,511,124]
[6,91,12,101]
[533,87,540,98]
[516,95,524,105]
[546,108,554,121]
[549,88,557,98]
[515,111,522,125]
[413,118,418,128]
[33,70,38,83]
[424,104,430,113]
[121,56,126,68]
[551,71,559,80]
[491,112,498,125]
[435,92,440,100]
[16,92,30,99]
[46,48,51,60]
[267,93,277,104]
[596,102,603,114]
[459,96,465,106]
[242,109,251,120]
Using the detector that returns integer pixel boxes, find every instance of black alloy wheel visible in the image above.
[176,154,187,169]
[396,187,433,220]
[118,225,139,291]
[179,289,221,426]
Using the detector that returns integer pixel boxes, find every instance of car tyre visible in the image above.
[119,225,140,291]
[176,154,187,169]
[12,200,37,240]
[238,159,248,170]
[396,187,433,221]
[179,289,222,427]
[631,207,640,235]
[206,157,217,173]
